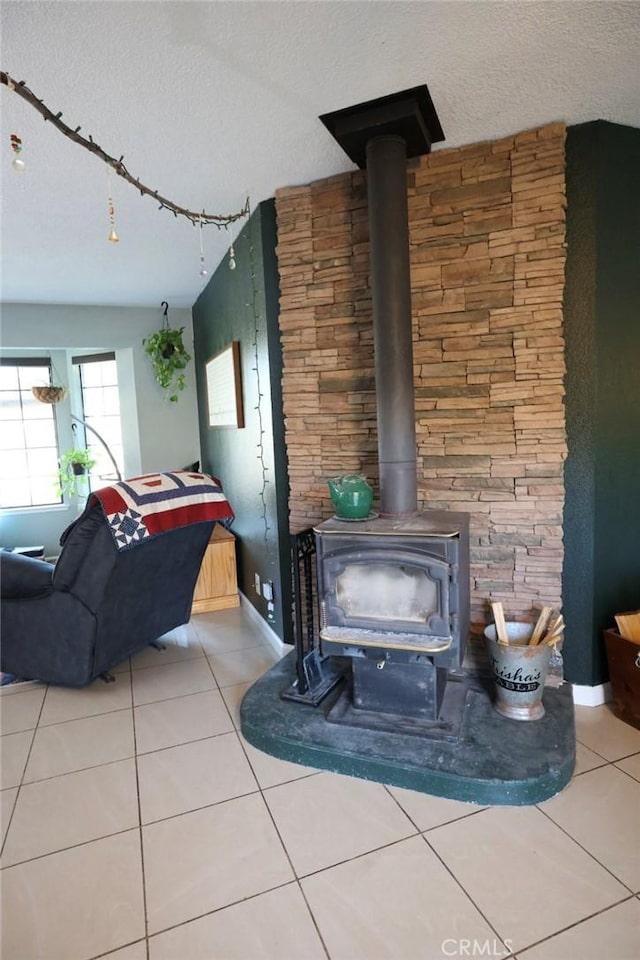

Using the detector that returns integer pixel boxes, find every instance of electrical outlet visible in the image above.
[254,573,261,595]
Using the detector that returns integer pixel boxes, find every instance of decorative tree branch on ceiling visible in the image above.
[1,71,249,228]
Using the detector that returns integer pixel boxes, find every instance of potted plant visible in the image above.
[143,302,191,402]
[56,448,96,498]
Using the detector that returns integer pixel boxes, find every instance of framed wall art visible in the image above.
[205,341,244,428]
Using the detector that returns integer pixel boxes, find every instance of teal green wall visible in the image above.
[563,122,640,685]
[192,201,292,642]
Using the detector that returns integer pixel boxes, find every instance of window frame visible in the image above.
[71,351,124,488]
[0,356,63,510]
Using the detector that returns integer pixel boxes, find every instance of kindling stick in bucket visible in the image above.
[528,606,553,646]
[490,601,509,645]
[543,614,565,644]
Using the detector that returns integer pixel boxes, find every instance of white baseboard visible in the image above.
[572,682,612,707]
[239,592,288,657]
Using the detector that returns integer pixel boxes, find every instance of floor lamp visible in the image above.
[71,414,122,482]
[32,385,123,483]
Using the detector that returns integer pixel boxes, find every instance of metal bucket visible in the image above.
[484,623,552,721]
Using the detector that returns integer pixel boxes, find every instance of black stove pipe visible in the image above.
[366,135,418,516]
[319,87,444,517]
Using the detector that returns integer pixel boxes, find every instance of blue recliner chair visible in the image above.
[1,471,232,686]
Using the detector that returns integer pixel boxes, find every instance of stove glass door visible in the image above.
[336,561,437,624]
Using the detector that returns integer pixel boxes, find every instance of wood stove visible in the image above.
[315,512,469,729]
[308,87,472,736]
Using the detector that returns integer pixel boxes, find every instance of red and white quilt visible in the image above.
[89,471,233,550]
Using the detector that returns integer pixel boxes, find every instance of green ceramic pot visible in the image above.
[327,474,373,520]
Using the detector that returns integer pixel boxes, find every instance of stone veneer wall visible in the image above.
[276,124,566,630]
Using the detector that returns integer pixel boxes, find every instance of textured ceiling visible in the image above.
[1,1,639,309]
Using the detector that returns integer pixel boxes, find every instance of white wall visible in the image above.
[0,302,201,555]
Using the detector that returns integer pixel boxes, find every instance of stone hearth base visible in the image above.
[240,652,575,806]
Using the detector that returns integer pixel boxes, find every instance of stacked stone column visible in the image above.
[276,123,567,630]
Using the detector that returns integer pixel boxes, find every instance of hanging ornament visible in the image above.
[198,214,208,277]
[10,133,25,171]
[227,215,240,270]
[106,163,119,243]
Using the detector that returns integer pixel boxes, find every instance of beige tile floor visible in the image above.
[1,607,639,960]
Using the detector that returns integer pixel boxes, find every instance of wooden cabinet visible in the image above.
[191,525,239,614]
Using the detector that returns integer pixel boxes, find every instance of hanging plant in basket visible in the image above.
[143,301,191,402]
[55,448,96,498]
[32,384,68,404]
[31,360,68,405]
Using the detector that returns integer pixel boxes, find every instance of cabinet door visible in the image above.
[192,528,239,613]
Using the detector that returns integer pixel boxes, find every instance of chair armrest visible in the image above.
[0,551,54,599]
